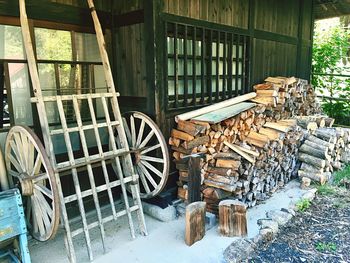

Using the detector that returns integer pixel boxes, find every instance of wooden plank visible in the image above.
[185,201,206,246]
[191,102,256,124]
[188,157,201,203]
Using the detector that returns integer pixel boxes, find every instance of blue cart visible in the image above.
[0,188,31,263]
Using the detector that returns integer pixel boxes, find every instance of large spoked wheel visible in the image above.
[5,125,60,241]
[112,111,169,199]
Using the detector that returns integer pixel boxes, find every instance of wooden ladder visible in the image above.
[19,0,148,262]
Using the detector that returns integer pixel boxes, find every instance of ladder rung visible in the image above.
[50,121,119,135]
[64,175,137,203]
[56,149,129,172]
[70,205,139,237]
[30,92,120,103]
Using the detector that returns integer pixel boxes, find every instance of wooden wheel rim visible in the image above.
[111,111,169,199]
[5,125,60,241]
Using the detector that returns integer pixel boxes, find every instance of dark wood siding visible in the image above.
[162,0,249,28]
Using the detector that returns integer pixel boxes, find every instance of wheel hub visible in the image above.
[18,173,34,196]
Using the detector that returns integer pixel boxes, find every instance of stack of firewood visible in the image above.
[251,77,320,119]
[171,76,326,212]
[298,125,350,184]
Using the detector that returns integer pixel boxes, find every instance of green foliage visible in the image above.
[315,242,337,253]
[333,165,350,185]
[312,24,350,123]
[296,199,311,212]
[317,184,336,196]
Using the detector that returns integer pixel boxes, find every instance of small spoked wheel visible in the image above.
[112,111,169,199]
[5,125,60,241]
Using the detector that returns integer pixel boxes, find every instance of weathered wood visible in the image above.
[219,200,247,237]
[191,102,256,124]
[176,92,257,122]
[224,141,255,163]
[171,129,195,141]
[188,157,202,203]
[177,120,207,136]
[206,166,233,176]
[183,135,210,149]
[185,201,206,246]
[299,143,331,160]
[298,170,327,185]
[216,159,241,169]
[298,153,326,169]
[324,117,335,127]
[300,177,311,189]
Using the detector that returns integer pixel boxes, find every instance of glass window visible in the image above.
[0,25,25,59]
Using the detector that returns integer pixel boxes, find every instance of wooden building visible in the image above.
[0,0,346,161]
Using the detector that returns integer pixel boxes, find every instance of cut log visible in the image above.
[298,170,327,185]
[177,120,207,136]
[185,201,206,246]
[299,143,331,160]
[206,166,233,176]
[324,117,335,127]
[183,135,210,149]
[224,141,255,164]
[298,153,326,169]
[216,159,241,169]
[219,200,247,237]
[300,177,311,189]
[171,129,194,141]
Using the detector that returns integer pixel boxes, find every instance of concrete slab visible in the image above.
[29,180,309,263]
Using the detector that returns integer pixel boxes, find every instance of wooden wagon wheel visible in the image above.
[5,125,60,241]
[111,111,169,199]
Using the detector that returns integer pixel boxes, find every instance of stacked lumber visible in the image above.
[298,127,350,184]
[252,77,321,119]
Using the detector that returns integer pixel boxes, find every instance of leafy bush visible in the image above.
[312,24,350,124]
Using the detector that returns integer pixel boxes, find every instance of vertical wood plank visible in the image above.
[192,26,196,106]
[184,25,188,107]
[188,156,201,203]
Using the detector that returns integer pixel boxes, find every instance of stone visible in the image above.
[281,207,296,217]
[205,212,216,231]
[266,209,292,226]
[142,202,177,222]
[223,238,255,263]
[257,218,279,234]
[302,189,317,201]
[259,228,274,242]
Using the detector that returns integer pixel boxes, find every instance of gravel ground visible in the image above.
[250,186,350,263]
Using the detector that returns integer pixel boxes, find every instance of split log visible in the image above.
[219,200,247,237]
[177,120,207,136]
[216,159,241,169]
[298,170,327,185]
[171,129,194,141]
[185,202,206,246]
[224,141,255,163]
[183,136,210,149]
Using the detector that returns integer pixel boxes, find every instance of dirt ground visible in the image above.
[250,186,350,263]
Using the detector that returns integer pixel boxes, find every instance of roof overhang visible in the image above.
[314,0,350,20]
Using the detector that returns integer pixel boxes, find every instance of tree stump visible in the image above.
[219,200,247,237]
[185,201,206,246]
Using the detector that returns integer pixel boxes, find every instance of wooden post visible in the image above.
[188,156,202,203]
[219,200,247,237]
[185,201,206,246]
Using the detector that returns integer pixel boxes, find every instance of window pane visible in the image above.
[8,63,33,125]
[35,28,72,61]
[0,25,25,59]
[74,32,101,62]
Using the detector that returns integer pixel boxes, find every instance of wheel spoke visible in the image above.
[130,115,136,147]
[10,140,25,172]
[138,162,158,189]
[27,140,35,172]
[35,189,53,220]
[136,119,145,148]
[20,131,29,171]
[13,133,26,171]
[140,160,163,178]
[140,156,164,163]
[31,196,45,237]
[139,130,155,148]
[34,183,53,200]
[33,194,51,232]
[32,173,49,183]
[140,144,161,155]
[9,154,23,173]
[135,165,151,194]
[31,154,42,176]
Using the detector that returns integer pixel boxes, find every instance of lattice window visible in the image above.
[165,21,250,110]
